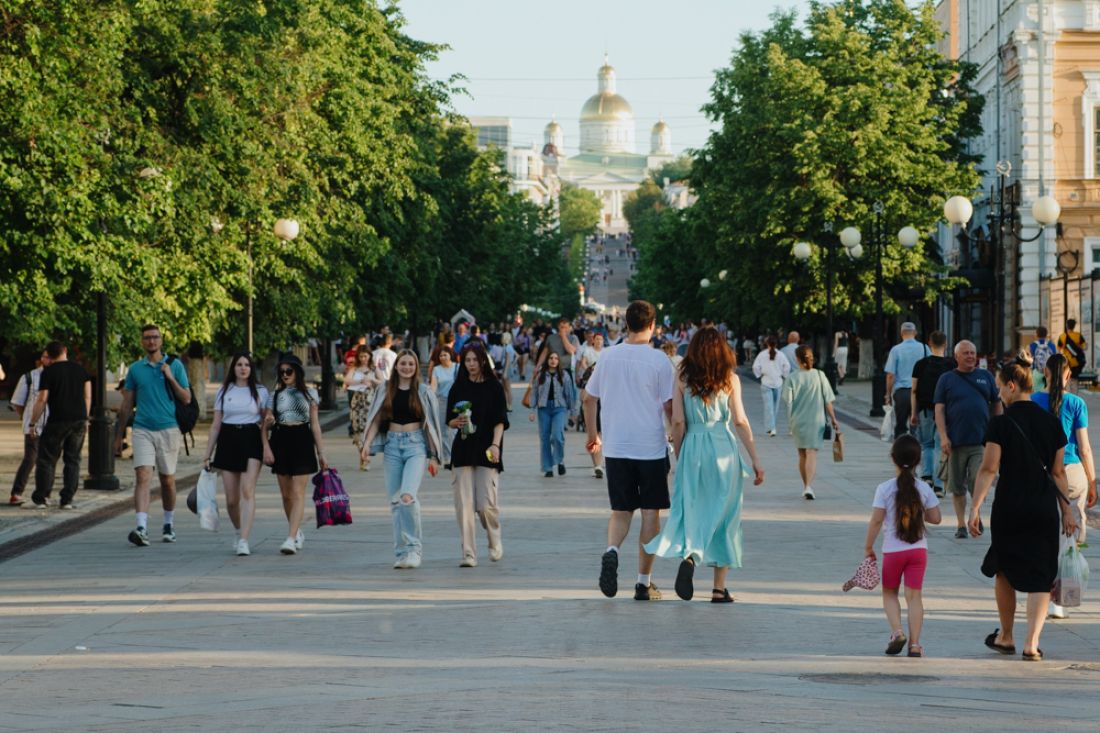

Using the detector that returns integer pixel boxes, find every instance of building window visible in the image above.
[1082,72,1100,178]
[1088,237,1100,274]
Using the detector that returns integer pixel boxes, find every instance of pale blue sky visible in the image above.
[397,0,813,156]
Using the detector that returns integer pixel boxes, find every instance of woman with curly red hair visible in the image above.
[645,327,765,602]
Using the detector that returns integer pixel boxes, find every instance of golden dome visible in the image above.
[580,92,634,122]
[651,120,669,133]
[545,119,563,133]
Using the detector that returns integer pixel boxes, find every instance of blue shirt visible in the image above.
[454,333,470,353]
[125,357,191,431]
[1032,391,1087,465]
[934,369,997,447]
[884,339,929,391]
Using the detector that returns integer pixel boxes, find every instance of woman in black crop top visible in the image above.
[361,350,442,569]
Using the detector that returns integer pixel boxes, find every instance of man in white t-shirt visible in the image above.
[8,348,51,505]
[584,300,675,601]
[373,332,397,380]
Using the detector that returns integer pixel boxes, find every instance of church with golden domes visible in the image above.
[544,57,675,233]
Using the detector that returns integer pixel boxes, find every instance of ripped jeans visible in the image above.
[383,430,428,558]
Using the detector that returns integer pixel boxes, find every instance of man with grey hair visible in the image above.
[934,340,1002,538]
[780,331,800,371]
[884,321,928,439]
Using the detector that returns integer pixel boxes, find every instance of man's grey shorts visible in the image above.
[132,427,181,475]
[947,444,984,497]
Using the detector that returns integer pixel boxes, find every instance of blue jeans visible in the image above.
[383,431,427,557]
[914,408,942,489]
[761,386,781,433]
[537,405,568,472]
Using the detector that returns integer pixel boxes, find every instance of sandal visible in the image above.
[907,644,923,658]
[674,558,695,601]
[1022,649,1043,662]
[885,631,907,655]
[984,630,1015,655]
[710,588,734,603]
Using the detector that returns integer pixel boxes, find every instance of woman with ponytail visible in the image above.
[863,435,942,657]
[1032,353,1098,618]
[752,335,790,437]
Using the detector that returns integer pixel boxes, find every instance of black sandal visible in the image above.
[710,588,734,603]
[984,630,1016,655]
[675,558,695,601]
[1022,649,1043,661]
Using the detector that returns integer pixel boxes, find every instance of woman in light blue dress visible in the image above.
[645,327,765,602]
[429,347,460,467]
[781,345,839,500]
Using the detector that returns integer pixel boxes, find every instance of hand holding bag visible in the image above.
[879,404,895,442]
[842,555,880,592]
[313,468,353,527]
[1053,535,1089,607]
[521,382,533,409]
[832,431,844,463]
[196,469,219,531]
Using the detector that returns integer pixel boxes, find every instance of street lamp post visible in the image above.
[84,291,120,491]
[792,226,852,392]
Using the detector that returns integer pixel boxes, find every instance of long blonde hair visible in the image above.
[380,349,425,423]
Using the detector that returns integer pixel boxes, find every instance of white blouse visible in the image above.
[214,384,270,425]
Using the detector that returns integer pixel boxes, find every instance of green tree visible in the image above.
[652,156,692,187]
[558,183,601,242]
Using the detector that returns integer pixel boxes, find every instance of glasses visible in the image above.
[279,368,295,376]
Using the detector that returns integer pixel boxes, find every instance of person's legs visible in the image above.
[395,435,427,556]
[222,471,243,531]
[638,509,660,574]
[893,388,911,438]
[287,474,308,539]
[549,406,568,468]
[31,423,63,503]
[384,438,407,557]
[473,467,501,554]
[905,586,924,646]
[994,572,1017,646]
[761,387,776,433]
[277,474,296,523]
[916,410,935,482]
[712,566,729,592]
[537,408,553,472]
[797,449,809,488]
[238,459,261,541]
[133,465,154,515]
[11,433,39,498]
[803,449,818,489]
[1023,591,1051,655]
[1065,462,1088,544]
[452,467,477,561]
[607,510,633,547]
[948,449,968,528]
[882,587,903,634]
[158,473,177,513]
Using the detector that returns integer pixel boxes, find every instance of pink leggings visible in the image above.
[881,548,927,590]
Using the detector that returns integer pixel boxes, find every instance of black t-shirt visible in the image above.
[912,355,957,411]
[39,361,91,422]
[446,377,509,471]
[984,401,1066,513]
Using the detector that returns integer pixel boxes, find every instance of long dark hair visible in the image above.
[218,351,261,409]
[455,341,498,384]
[537,351,566,387]
[1046,353,1068,418]
[891,434,925,544]
[272,357,310,397]
[766,335,778,361]
[681,327,735,402]
[380,349,425,423]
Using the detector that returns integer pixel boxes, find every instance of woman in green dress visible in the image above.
[645,327,765,602]
[782,345,839,500]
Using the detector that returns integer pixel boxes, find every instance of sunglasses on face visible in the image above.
[279,368,295,377]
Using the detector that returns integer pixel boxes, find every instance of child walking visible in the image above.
[862,435,942,657]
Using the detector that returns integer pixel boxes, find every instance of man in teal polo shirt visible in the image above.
[113,324,192,547]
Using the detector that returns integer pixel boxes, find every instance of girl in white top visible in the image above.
[862,435,942,657]
[345,345,383,468]
[203,352,270,556]
[751,336,790,436]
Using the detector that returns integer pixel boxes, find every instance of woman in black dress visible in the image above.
[446,342,509,567]
[969,361,1077,661]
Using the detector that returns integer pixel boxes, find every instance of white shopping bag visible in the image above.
[879,404,894,442]
[196,469,220,531]
[1053,534,1090,607]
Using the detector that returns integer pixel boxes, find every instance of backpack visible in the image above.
[1031,339,1054,373]
[133,355,200,455]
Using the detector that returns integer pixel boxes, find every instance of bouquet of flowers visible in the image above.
[453,400,476,439]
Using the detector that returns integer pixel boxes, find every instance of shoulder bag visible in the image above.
[1004,414,1071,507]
[820,370,834,441]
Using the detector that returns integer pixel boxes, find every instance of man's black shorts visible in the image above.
[605,456,670,512]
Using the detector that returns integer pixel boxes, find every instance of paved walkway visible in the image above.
[1,372,1098,731]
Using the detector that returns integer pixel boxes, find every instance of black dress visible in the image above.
[981,401,1067,592]
[446,377,509,472]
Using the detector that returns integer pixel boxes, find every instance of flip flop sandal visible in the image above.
[907,644,924,658]
[984,630,1016,655]
[885,632,907,655]
[710,588,734,603]
[1022,649,1043,661]
[675,558,695,601]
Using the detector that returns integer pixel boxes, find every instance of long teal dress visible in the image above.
[782,368,834,450]
[645,388,746,568]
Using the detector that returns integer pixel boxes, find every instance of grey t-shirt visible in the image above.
[546,332,581,370]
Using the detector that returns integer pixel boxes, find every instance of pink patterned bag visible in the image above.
[312,469,353,527]
[842,556,880,592]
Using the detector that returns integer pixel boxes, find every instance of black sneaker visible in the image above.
[128,528,151,547]
[954,527,968,539]
[599,550,618,597]
[634,582,662,601]
[558,463,566,476]
[162,524,177,543]
[544,471,553,478]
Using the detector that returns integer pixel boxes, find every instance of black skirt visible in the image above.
[270,423,318,476]
[212,423,263,473]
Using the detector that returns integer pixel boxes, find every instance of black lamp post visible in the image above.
[84,291,120,491]
[792,225,845,393]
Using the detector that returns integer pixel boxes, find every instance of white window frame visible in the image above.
[1081,71,1100,178]
[1087,236,1100,275]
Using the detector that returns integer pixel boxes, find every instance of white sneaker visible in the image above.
[405,552,422,569]
[235,539,250,556]
[1049,602,1067,619]
[294,530,304,550]
[489,545,503,562]
[393,556,409,569]
[802,487,816,500]
[460,555,478,567]
[279,537,297,555]
[767,430,776,437]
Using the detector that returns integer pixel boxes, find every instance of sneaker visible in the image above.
[1049,602,1067,619]
[128,528,150,547]
[405,551,422,569]
[460,555,478,567]
[393,556,409,569]
[634,582,662,601]
[8,495,24,506]
[294,529,304,550]
[279,537,297,555]
[593,466,604,479]
[558,463,566,476]
[802,487,815,500]
[767,430,776,437]
[235,539,250,556]
[544,471,553,478]
[934,488,945,498]
[162,524,176,543]
[22,499,51,510]
[599,550,619,597]
[954,527,968,539]
[489,545,503,562]
[59,502,77,510]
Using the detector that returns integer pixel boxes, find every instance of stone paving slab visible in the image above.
[1,377,1098,731]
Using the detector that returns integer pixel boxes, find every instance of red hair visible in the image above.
[681,327,735,402]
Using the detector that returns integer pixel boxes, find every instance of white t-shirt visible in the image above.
[10,368,46,434]
[373,348,397,380]
[584,342,675,460]
[579,346,603,368]
[872,477,940,553]
[214,384,270,425]
[752,350,791,389]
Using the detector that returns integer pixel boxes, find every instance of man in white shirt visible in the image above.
[780,331,800,371]
[373,332,397,380]
[8,348,51,505]
[584,300,675,601]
